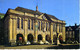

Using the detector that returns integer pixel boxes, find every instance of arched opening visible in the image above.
[16,34,24,45]
[53,34,57,44]
[38,34,42,41]
[27,34,33,42]
[59,35,63,43]
[46,35,50,42]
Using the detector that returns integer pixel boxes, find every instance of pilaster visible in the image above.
[9,17,12,42]
[56,23,61,45]
[50,22,53,44]
[57,24,59,33]
[19,17,21,29]
[9,15,17,46]
[34,19,38,42]
[62,24,65,42]
[23,18,28,42]
[12,17,17,44]
[40,21,41,31]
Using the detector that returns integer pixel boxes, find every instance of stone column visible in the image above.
[34,19,38,43]
[56,24,60,45]
[42,35,45,42]
[13,17,17,41]
[9,15,17,46]
[19,17,21,29]
[57,24,59,33]
[53,23,55,42]
[33,20,34,30]
[23,18,28,43]
[62,24,65,42]
[42,22,46,42]
[8,17,12,43]
[40,21,41,31]
[50,22,53,44]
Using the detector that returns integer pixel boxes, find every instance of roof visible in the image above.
[15,7,59,20]
[66,25,79,31]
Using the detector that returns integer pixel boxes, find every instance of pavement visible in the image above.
[0,44,79,49]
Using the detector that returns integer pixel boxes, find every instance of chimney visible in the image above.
[36,6,38,11]
[75,23,77,26]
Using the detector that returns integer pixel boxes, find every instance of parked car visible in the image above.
[44,41,50,44]
[17,40,23,46]
[32,41,38,45]
[38,40,44,44]
[26,41,31,45]
[73,41,78,44]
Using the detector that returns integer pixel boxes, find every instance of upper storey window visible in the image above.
[28,19,30,29]
[61,25,62,32]
[55,24,56,31]
[31,20,33,30]
[46,23,47,31]
[21,18,23,29]
[48,23,50,31]
[41,21,42,30]
[56,24,57,32]
[53,24,55,31]
[17,18,19,28]
[59,24,61,32]
[38,21,40,30]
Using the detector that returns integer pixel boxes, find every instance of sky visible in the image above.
[0,0,79,26]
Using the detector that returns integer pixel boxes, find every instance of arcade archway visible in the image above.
[45,35,50,42]
[38,34,42,41]
[16,34,24,44]
[53,34,57,44]
[27,34,33,42]
[59,35,63,43]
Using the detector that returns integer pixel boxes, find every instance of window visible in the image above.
[28,19,30,29]
[53,24,55,31]
[56,24,57,32]
[41,21,42,30]
[38,21,40,30]
[21,18,23,29]
[61,25,62,32]
[17,18,19,28]
[53,24,56,31]
[31,20,33,30]
[59,24,60,32]
[46,23,47,31]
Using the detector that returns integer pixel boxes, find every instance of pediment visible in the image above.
[37,14,48,20]
[68,27,72,30]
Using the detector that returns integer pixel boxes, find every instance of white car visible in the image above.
[26,41,31,45]
[38,40,44,44]
[45,41,50,44]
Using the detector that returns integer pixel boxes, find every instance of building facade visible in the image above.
[0,13,5,45]
[3,7,66,45]
[66,24,80,43]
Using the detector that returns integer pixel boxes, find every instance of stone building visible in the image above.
[66,24,80,42]
[0,13,5,45]
[3,6,66,45]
